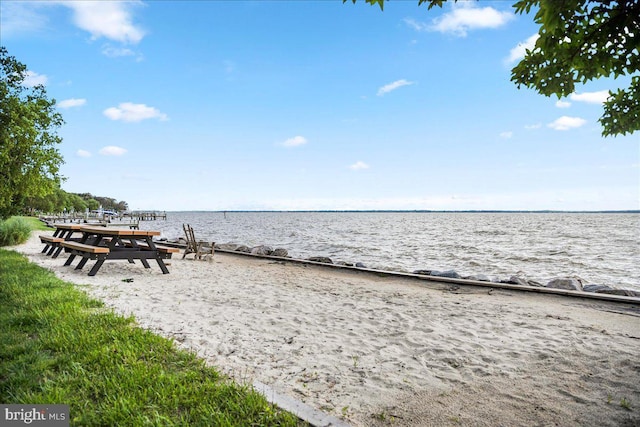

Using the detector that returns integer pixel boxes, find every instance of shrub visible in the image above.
[0,217,32,246]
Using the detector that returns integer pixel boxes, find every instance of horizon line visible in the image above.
[152,209,640,214]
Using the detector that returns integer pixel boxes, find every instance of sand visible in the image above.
[11,232,640,426]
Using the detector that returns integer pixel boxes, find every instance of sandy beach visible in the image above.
[11,232,640,426]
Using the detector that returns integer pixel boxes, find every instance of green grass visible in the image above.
[16,215,53,231]
[0,249,300,426]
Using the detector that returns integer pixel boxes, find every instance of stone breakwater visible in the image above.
[166,238,640,299]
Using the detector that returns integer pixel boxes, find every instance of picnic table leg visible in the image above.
[144,236,170,274]
[155,257,170,274]
[64,254,77,266]
[133,238,151,268]
[88,259,105,276]
[76,256,90,270]
[52,246,64,258]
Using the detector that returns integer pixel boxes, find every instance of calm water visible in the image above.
[137,212,639,290]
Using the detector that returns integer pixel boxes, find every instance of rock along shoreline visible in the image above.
[160,237,640,300]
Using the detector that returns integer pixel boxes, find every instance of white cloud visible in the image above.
[99,146,127,156]
[103,102,168,122]
[57,98,87,109]
[349,161,370,170]
[61,1,145,44]
[23,70,48,87]
[101,45,135,57]
[404,18,428,32]
[506,33,539,63]
[429,4,514,37]
[281,136,308,147]
[548,116,587,131]
[377,79,414,96]
[499,131,513,139]
[76,149,91,158]
[524,123,542,130]
[555,100,571,108]
[570,90,610,104]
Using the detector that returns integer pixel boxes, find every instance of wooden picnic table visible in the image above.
[61,226,178,276]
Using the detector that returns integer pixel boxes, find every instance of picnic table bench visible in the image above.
[40,223,83,258]
[61,241,111,274]
[62,226,175,276]
[40,235,64,255]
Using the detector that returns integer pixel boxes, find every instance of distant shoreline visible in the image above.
[165,209,640,214]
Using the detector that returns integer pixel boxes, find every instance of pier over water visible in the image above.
[123,211,167,221]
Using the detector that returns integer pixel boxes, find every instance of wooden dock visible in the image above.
[122,211,167,221]
[39,211,166,227]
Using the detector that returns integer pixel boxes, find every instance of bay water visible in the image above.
[137,212,639,291]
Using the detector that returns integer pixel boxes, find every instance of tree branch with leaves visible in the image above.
[347,0,639,136]
[0,46,65,218]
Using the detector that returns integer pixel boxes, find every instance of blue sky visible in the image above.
[2,0,638,211]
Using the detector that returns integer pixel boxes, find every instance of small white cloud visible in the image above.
[570,90,610,104]
[349,161,370,171]
[548,116,587,131]
[23,70,48,87]
[62,1,145,44]
[377,79,414,96]
[76,149,91,158]
[57,98,87,109]
[281,136,308,147]
[99,146,127,156]
[524,123,542,130]
[506,33,539,63]
[103,102,168,122]
[430,4,514,37]
[499,131,513,139]
[101,45,135,57]
[404,18,428,32]
[555,100,571,108]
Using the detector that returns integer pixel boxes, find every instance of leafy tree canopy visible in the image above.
[348,0,639,136]
[0,46,65,219]
[26,190,128,215]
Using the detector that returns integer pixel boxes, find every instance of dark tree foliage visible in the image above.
[512,0,639,136]
[26,190,128,214]
[348,0,639,136]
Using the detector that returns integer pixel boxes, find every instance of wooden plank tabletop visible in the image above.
[54,224,84,230]
[78,226,160,236]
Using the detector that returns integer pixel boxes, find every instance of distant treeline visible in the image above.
[25,189,128,214]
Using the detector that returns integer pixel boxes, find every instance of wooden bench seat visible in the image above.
[139,243,180,253]
[121,241,180,254]
[40,234,65,257]
[40,235,64,244]
[62,241,110,276]
[61,241,110,254]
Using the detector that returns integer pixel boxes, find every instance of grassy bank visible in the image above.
[0,249,300,426]
[0,216,51,246]
[17,216,52,231]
